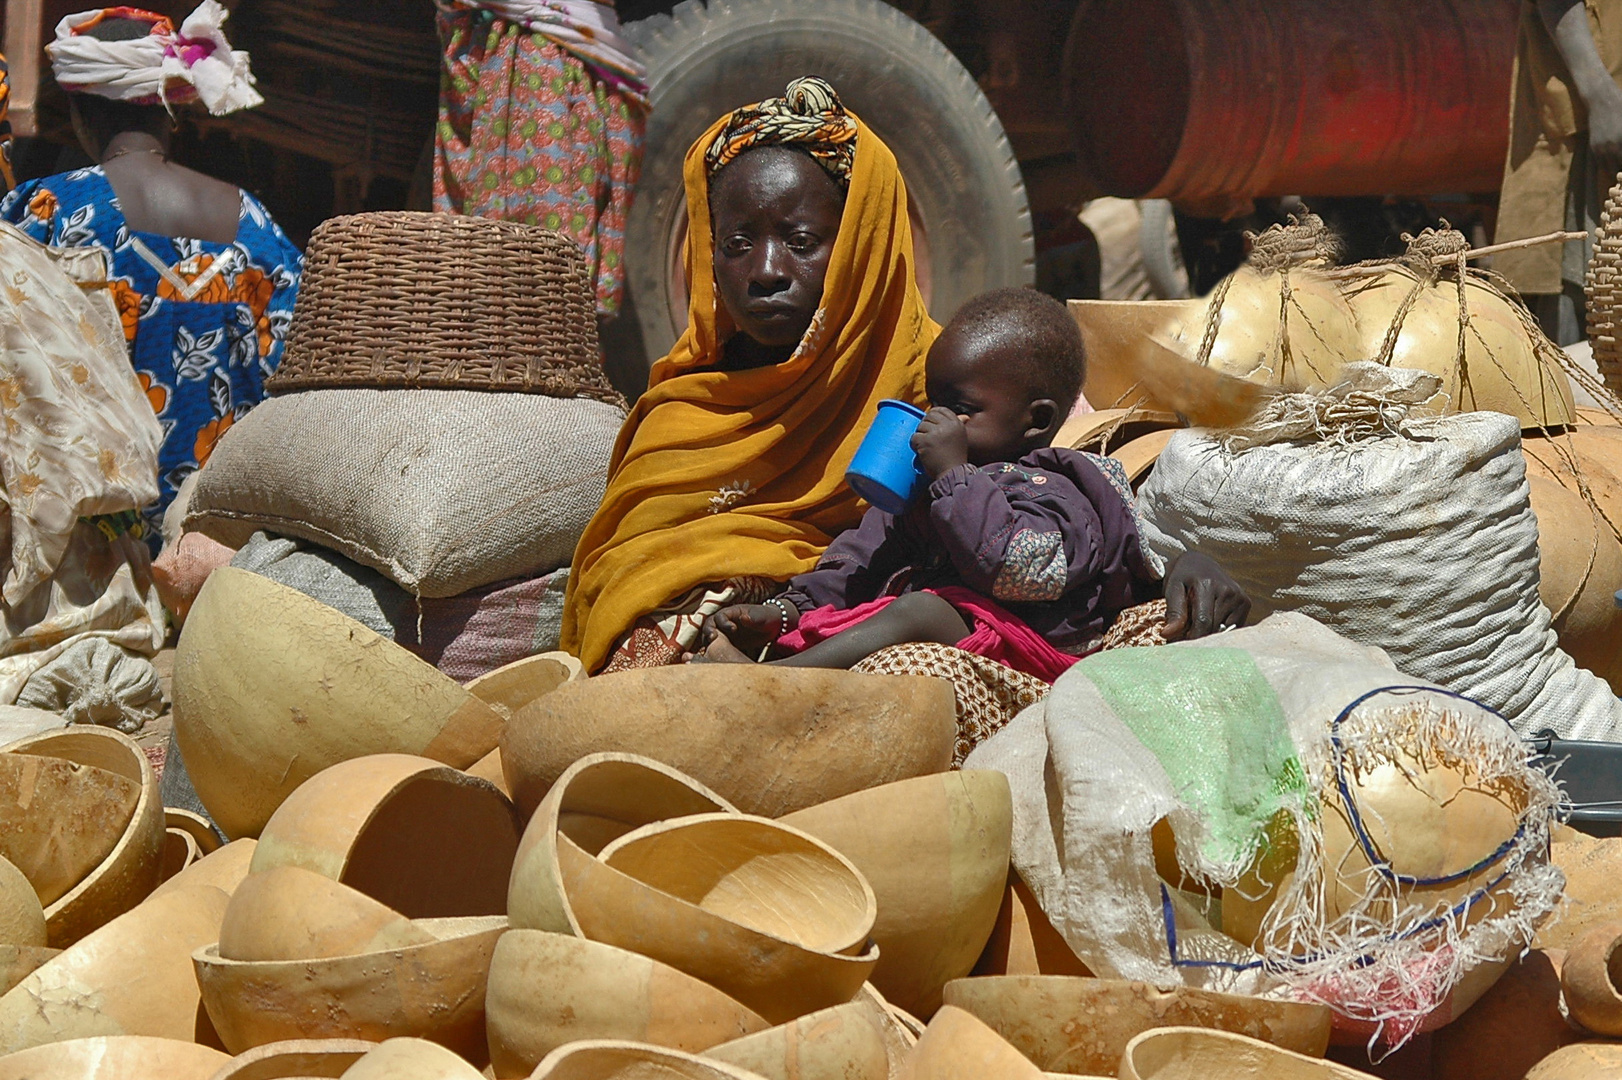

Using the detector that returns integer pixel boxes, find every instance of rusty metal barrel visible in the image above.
[1063,0,1520,201]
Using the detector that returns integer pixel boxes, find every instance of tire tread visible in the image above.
[613,0,1035,381]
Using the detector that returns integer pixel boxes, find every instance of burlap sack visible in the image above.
[230,531,568,681]
[187,388,623,597]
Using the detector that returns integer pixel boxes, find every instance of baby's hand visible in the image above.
[688,630,755,664]
[912,407,969,480]
[1163,551,1251,640]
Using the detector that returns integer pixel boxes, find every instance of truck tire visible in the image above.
[1138,199,1190,300]
[606,0,1034,392]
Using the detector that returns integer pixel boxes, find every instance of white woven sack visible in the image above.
[1138,405,1622,741]
[186,388,623,597]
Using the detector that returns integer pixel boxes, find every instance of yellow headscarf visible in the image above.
[561,107,936,671]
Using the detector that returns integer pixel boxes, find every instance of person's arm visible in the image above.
[701,507,910,658]
[925,463,1103,603]
[1542,0,1622,174]
[778,506,908,615]
[909,408,1102,602]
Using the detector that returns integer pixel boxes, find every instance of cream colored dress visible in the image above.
[0,222,165,721]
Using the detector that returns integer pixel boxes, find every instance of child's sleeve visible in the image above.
[925,463,1109,604]
[779,506,911,615]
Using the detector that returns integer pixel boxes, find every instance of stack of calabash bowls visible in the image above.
[4,568,1586,1080]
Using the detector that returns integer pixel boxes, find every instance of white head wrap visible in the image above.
[47,1,263,117]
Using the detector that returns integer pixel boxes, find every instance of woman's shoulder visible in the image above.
[0,166,114,235]
[234,189,303,270]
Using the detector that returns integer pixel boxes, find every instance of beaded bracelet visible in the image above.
[762,597,794,640]
[750,598,793,662]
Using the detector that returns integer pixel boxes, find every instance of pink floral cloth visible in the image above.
[779,585,1088,683]
[434,5,646,318]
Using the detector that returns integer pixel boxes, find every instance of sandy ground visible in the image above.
[134,645,175,767]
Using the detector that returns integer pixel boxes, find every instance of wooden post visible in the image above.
[4,0,45,136]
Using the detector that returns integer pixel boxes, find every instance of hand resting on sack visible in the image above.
[1161,551,1251,640]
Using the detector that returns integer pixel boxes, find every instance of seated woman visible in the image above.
[563,77,1245,756]
[563,76,932,672]
[1,4,302,544]
[697,287,1246,675]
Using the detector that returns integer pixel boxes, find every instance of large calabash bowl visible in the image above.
[896,1006,1043,1080]
[484,930,769,1079]
[501,665,955,818]
[941,976,1331,1076]
[0,1035,228,1080]
[1119,1027,1377,1080]
[567,812,881,1024]
[172,568,505,839]
[0,883,229,1055]
[781,771,1012,1017]
[193,915,507,1062]
[701,998,891,1080]
[208,1038,379,1080]
[249,753,521,917]
[529,1041,773,1080]
[0,726,164,945]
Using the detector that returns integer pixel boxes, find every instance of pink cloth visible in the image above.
[777,586,1086,683]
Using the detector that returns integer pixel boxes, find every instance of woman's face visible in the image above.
[709,148,845,351]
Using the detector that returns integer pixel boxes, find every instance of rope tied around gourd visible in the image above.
[1195,210,1343,373]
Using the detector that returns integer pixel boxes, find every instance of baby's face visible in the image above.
[924,324,1040,466]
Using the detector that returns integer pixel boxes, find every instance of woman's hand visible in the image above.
[1162,551,1251,640]
[912,407,969,480]
[698,602,796,660]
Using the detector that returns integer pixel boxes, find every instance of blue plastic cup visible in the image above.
[846,399,927,515]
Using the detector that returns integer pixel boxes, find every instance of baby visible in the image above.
[696,287,1247,673]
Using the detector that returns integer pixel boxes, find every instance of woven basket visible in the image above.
[267,212,624,405]
[1587,181,1622,394]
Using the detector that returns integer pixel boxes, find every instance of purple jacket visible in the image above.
[780,448,1160,651]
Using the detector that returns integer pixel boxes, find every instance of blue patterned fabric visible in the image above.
[992,527,1068,603]
[1,166,301,542]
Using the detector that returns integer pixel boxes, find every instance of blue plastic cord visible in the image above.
[1160,683,1536,972]
[1329,685,1526,888]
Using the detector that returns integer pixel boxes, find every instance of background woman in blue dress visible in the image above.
[1,3,302,544]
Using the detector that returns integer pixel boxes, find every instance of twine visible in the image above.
[1245,211,1343,274]
[1194,208,1339,379]
[1219,363,1442,452]
[1587,178,1622,394]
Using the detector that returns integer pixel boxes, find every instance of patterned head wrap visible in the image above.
[49,2,262,116]
[704,76,857,187]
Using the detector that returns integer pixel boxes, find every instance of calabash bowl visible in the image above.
[501,665,954,818]
[0,726,164,945]
[0,1035,227,1080]
[782,771,1012,1015]
[0,884,229,1054]
[193,915,506,1061]
[941,976,1331,1075]
[484,930,769,1079]
[250,754,521,917]
[173,567,505,838]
